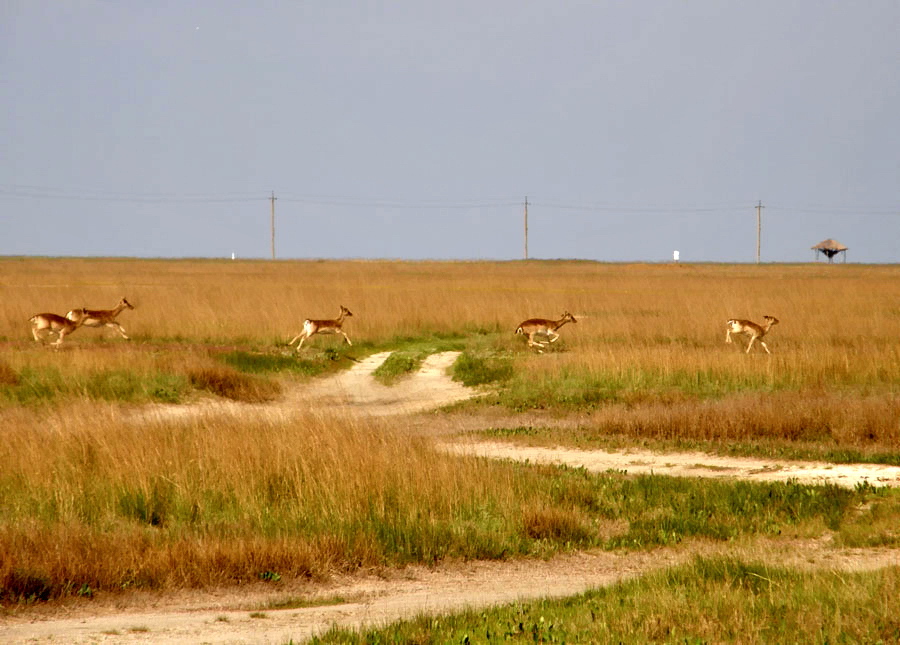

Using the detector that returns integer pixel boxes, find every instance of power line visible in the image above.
[275,195,521,209]
[766,204,899,216]
[532,200,750,214]
[0,185,262,204]
[1,185,897,216]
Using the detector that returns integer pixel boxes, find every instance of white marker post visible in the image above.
[673,250,680,263]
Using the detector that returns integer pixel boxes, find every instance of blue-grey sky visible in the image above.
[2,2,898,262]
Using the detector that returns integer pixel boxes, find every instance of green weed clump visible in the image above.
[220,349,352,378]
[452,351,513,386]
[373,352,421,385]
[222,350,314,374]
[369,334,471,385]
[310,558,900,644]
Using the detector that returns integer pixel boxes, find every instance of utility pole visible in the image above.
[756,200,764,264]
[523,196,529,260]
[270,191,277,260]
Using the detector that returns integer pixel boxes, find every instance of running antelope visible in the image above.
[30,308,88,347]
[515,311,577,352]
[725,315,780,354]
[67,297,135,340]
[288,305,353,350]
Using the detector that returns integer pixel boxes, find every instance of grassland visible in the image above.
[2,258,896,457]
[1,257,898,640]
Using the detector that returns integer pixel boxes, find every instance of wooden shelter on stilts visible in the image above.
[811,238,848,263]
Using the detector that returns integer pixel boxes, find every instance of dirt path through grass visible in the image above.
[3,541,897,644]
[140,349,900,489]
[440,441,900,489]
[10,350,895,643]
[295,350,477,415]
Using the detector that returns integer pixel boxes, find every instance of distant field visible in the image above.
[3,257,899,349]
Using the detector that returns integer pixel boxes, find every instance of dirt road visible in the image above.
[3,541,897,644]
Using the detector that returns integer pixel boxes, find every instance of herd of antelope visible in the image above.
[28,298,780,354]
[29,297,135,347]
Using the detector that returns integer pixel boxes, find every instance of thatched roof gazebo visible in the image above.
[811,238,848,263]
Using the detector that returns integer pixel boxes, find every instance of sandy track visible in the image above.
[3,542,897,644]
[440,441,900,489]
[0,550,683,644]
[298,350,477,415]
[5,350,898,643]
[135,350,476,424]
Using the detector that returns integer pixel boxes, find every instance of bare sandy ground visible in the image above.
[440,441,900,489]
[4,349,898,644]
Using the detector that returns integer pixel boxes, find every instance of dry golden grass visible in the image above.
[0,258,897,614]
[2,258,898,442]
[4,400,887,603]
[2,258,896,344]
[3,257,897,419]
[0,404,585,597]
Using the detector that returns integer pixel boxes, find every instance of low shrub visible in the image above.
[0,362,19,386]
[1,569,53,603]
[187,366,281,402]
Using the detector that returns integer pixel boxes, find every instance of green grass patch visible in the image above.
[373,351,422,385]
[474,358,898,413]
[0,367,189,405]
[219,349,350,378]
[492,371,619,410]
[495,369,744,410]
[452,351,513,386]
[309,557,900,644]
[366,333,472,384]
